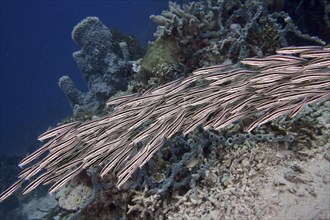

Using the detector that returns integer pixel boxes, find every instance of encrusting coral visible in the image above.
[0,45,329,203]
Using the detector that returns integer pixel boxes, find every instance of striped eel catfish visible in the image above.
[0,45,329,202]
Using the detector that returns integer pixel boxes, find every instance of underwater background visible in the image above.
[0,0,329,219]
[0,0,184,157]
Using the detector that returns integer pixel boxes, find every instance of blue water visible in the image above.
[0,0,183,156]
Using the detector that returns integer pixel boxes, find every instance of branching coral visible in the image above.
[149,0,325,67]
[130,0,326,93]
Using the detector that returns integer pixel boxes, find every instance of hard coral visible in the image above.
[150,0,325,68]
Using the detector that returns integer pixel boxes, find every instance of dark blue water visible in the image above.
[0,0,182,156]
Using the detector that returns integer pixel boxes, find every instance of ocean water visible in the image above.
[0,0,329,219]
[0,0,184,157]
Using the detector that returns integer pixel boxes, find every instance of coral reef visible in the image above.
[59,17,145,115]
[130,37,186,92]
[1,1,329,219]
[135,129,295,195]
[77,184,131,220]
[127,0,326,92]
[2,98,328,219]
[0,45,328,206]
[150,0,325,61]
[128,99,330,220]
